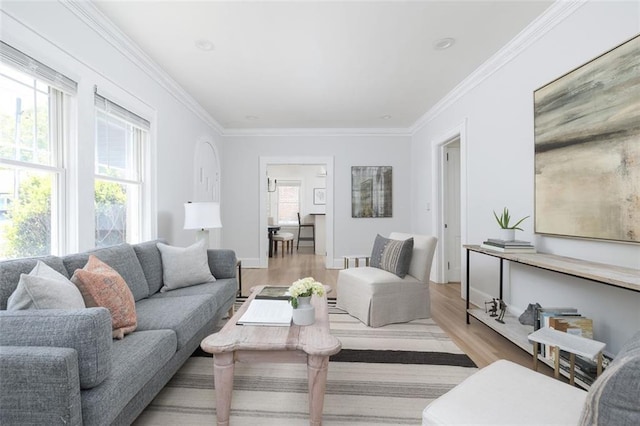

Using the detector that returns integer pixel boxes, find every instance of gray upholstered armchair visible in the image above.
[336,232,437,327]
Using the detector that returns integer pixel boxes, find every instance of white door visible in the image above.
[445,144,461,282]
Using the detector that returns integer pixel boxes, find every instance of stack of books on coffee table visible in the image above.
[480,239,536,253]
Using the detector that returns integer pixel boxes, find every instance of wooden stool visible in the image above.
[343,255,371,269]
[272,232,294,256]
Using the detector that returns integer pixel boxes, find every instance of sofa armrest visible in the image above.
[0,346,82,426]
[0,308,112,389]
[207,249,238,279]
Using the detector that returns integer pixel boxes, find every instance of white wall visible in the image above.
[222,134,411,268]
[1,2,223,249]
[4,0,636,353]
[411,0,640,354]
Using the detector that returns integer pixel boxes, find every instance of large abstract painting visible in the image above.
[534,35,639,243]
[351,166,392,218]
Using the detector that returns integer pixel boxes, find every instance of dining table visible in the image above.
[267,225,281,257]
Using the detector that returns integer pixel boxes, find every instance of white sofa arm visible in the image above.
[422,360,587,425]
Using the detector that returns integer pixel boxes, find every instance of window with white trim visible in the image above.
[276,181,300,225]
[0,41,76,259]
[94,92,148,247]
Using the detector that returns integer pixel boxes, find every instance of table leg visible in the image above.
[569,352,576,386]
[465,249,470,324]
[269,234,274,257]
[553,346,560,379]
[597,352,603,377]
[532,342,539,371]
[308,355,329,426]
[214,352,235,426]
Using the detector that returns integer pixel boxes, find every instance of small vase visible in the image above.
[499,228,515,242]
[292,296,315,326]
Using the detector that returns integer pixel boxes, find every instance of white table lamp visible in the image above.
[184,201,222,247]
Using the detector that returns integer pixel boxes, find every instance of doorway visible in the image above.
[431,120,467,297]
[259,156,334,269]
[444,139,461,282]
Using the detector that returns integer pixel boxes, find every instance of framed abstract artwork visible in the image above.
[534,35,639,243]
[351,166,392,218]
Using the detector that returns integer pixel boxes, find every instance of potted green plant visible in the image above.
[493,207,529,241]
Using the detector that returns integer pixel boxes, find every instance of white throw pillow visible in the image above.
[157,240,216,292]
[7,261,86,310]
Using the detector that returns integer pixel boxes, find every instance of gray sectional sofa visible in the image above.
[0,239,238,425]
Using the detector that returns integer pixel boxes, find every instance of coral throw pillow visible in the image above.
[71,255,137,339]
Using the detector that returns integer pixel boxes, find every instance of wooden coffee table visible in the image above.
[200,285,342,426]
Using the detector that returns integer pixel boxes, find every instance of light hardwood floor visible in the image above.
[240,247,554,375]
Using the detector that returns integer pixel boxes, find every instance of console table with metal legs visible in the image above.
[463,244,640,388]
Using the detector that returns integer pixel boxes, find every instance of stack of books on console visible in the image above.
[480,239,536,253]
[533,305,604,385]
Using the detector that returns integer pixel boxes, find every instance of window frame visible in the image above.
[0,72,70,257]
[93,97,149,247]
[275,180,301,226]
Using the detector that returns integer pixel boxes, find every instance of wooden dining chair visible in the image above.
[297,213,315,251]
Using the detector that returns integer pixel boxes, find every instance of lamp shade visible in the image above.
[184,202,222,230]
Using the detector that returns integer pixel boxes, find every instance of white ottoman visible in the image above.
[422,359,587,425]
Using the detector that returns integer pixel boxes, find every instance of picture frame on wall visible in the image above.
[313,188,326,205]
[351,166,392,218]
[533,34,639,243]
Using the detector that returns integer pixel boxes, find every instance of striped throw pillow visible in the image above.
[370,234,414,278]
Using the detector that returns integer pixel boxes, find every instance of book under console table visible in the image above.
[464,244,640,389]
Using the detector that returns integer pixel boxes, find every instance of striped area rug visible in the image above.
[134,307,477,425]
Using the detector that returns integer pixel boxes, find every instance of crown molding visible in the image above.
[409,0,586,135]
[60,0,225,135]
[60,0,584,138]
[223,127,412,137]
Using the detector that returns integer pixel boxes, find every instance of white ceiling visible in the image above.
[93,1,553,130]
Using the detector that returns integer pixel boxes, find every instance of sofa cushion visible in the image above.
[0,256,67,310]
[7,261,85,310]
[80,329,177,426]
[340,266,420,294]
[63,243,150,301]
[579,331,640,425]
[156,240,215,293]
[135,294,217,349]
[133,239,166,295]
[71,255,137,339]
[370,234,414,278]
[151,278,237,305]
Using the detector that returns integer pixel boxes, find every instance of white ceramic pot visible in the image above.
[292,296,315,326]
[499,228,516,241]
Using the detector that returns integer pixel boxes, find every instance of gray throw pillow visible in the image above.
[579,331,640,425]
[370,234,414,278]
[156,240,215,292]
[7,260,86,310]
